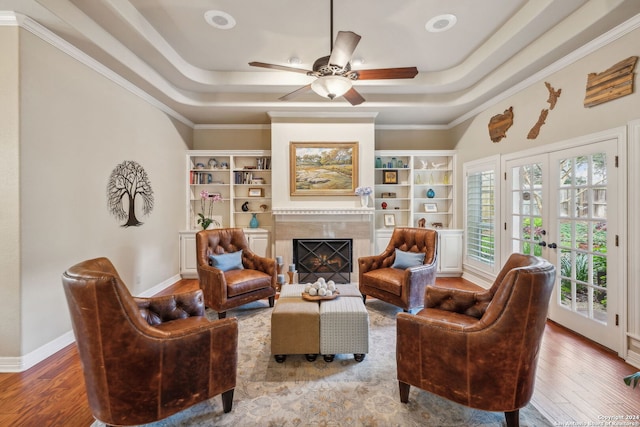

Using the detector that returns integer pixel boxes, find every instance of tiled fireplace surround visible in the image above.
[273,209,374,279]
[269,112,377,279]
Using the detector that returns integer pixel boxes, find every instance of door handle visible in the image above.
[548,243,557,249]
[538,241,547,247]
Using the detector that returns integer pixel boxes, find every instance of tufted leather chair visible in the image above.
[396,253,556,427]
[196,228,276,319]
[62,257,238,426]
[358,227,438,311]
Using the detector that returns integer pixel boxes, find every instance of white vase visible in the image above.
[360,195,369,207]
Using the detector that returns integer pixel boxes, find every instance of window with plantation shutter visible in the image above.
[464,156,500,273]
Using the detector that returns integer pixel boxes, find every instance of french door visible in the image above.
[505,139,621,351]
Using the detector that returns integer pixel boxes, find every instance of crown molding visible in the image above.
[0,10,18,25]
[3,11,194,128]
[375,124,449,131]
[449,12,640,129]
[194,124,271,130]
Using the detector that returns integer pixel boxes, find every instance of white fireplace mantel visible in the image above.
[273,207,374,217]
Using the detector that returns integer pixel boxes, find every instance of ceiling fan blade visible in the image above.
[343,87,365,106]
[328,31,361,68]
[278,84,313,101]
[355,67,418,80]
[249,61,312,74]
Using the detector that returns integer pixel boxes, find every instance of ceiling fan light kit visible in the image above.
[311,75,353,100]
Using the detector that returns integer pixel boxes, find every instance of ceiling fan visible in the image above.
[248,0,418,106]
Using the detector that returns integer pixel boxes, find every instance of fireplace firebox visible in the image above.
[293,239,352,284]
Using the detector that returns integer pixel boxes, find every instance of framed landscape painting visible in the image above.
[290,142,358,196]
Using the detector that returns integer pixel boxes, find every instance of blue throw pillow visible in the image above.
[209,250,244,272]
[391,249,425,269]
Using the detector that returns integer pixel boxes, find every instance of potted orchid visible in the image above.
[197,190,222,229]
[355,186,373,207]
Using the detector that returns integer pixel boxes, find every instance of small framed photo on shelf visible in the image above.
[381,192,397,198]
[384,214,396,227]
[382,170,398,184]
[424,203,438,213]
[248,188,264,197]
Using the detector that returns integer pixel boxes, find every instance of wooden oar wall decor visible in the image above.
[584,56,638,107]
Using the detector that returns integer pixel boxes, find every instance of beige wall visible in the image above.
[4,28,192,361]
[451,26,640,226]
[375,128,454,151]
[193,127,271,150]
[0,26,21,358]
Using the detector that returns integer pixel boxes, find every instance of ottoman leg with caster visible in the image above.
[319,296,369,362]
[271,298,319,363]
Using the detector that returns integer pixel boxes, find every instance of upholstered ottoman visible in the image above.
[320,295,369,362]
[278,284,308,298]
[270,297,319,363]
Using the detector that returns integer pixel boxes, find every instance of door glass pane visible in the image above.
[575,221,588,250]
[576,189,589,217]
[559,189,571,217]
[559,158,572,186]
[592,188,606,219]
[575,156,589,185]
[576,281,589,318]
[592,153,607,185]
[555,152,608,326]
[531,164,543,185]
[559,220,572,248]
[592,288,607,322]
[593,225,607,253]
[532,191,542,215]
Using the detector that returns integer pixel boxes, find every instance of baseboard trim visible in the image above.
[626,348,640,369]
[0,330,75,373]
[461,271,492,289]
[137,274,182,298]
[0,274,180,372]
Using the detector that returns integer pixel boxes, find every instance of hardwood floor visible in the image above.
[1,277,638,426]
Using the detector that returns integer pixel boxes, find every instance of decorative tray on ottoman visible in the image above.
[302,290,340,301]
[300,278,340,301]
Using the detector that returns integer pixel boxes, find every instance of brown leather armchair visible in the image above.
[358,227,438,311]
[396,253,556,427]
[196,228,276,319]
[62,257,238,426]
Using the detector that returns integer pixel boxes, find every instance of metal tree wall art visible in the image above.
[107,160,154,227]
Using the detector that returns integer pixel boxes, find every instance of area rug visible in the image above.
[93,299,551,427]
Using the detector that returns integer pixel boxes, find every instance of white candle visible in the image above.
[289,264,295,272]
[277,274,285,284]
[276,256,283,264]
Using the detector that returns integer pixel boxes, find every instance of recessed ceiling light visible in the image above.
[204,10,236,30]
[351,57,365,66]
[425,14,457,33]
[288,57,302,65]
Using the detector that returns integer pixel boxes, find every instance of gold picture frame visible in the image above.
[290,142,358,196]
[382,170,398,184]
